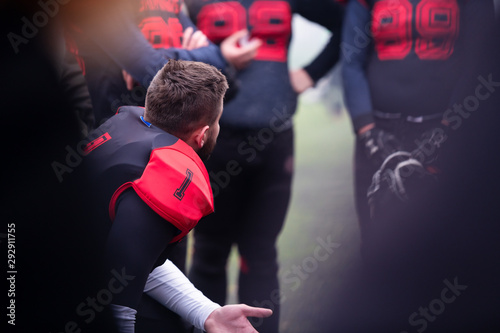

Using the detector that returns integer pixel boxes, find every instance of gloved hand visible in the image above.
[358,126,401,168]
[367,151,437,220]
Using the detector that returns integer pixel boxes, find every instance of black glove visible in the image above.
[367,151,437,220]
[358,127,401,168]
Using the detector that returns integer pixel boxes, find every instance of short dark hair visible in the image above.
[144,59,228,139]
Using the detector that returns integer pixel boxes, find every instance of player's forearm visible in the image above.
[303,32,341,84]
[341,53,374,132]
[341,0,374,132]
[144,259,221,330]
[299,0,344,83]
[161,44,228,75]
[85,7,228,89]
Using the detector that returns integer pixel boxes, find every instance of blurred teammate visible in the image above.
[184,1,345,331]
[324,1,500,331]
[341,0,484,256]
[83,60,272,332]
[65,0,260,124]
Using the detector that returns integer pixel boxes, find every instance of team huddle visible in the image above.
[68,0,344,332]
[6,0,499,332]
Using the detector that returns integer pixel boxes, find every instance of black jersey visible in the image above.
[68,1,228,123]
[185,0,344,128]
[84,106,214,242]
[81,105,214,310]
[342,0,473,131]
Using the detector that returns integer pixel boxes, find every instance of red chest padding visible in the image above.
[109,140,214,243]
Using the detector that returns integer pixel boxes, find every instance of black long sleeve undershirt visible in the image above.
[104,188,180,310]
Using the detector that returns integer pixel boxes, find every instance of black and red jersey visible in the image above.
[185,0,344,129]
[342,0,476,131]
[135,0,184,49]
[83,106,214,243]
[67,0,228,123]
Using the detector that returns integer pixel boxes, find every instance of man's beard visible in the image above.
[197,134,217,161]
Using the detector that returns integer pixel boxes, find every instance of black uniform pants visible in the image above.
[189,125,294,333]
[354,116,444,259]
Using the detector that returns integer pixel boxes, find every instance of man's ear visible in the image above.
[192,125,210,149]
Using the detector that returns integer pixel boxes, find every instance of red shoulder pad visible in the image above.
[110,140,214,243]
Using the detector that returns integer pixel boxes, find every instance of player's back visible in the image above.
[82,106,179,225]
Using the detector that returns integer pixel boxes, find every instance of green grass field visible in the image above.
[277,99,362,332]
[190,97,365,332]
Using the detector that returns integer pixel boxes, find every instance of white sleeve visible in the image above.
[144,259,221,330]
[110,304,137,333]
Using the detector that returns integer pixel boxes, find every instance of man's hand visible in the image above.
[122,69,137,91]
[204,304,273,333]
[182,27,209,50]
[220,30,262,70]
[289,68,314,94]
[358,124,401,168]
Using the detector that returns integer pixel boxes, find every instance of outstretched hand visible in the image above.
[221,30,262,70]
[204,304,273,333]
